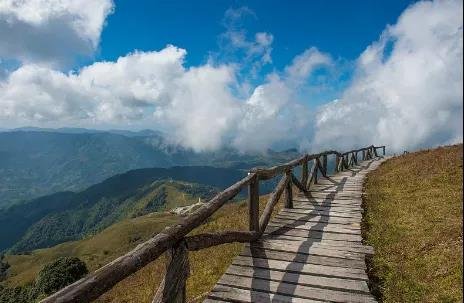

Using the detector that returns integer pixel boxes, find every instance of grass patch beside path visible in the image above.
[96,194,283,303]
[363,144,463,302]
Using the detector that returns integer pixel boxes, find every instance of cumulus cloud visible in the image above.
[1,0,461,154]
[0,44,333,152]
[234,48,333,151]
[0,0,114,67]
[312,0,463,152]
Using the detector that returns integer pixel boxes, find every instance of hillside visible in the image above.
[3,211,180,288]
[0,130,299,209]
[363,144,463,302]
[0,166,244,253]
[2,194,282,303]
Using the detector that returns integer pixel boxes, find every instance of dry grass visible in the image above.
[4,212,179,288]
[4,181,286,302]
[363,144,463,302]
[96,193,284,303]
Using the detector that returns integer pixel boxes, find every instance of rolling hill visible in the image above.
[0,166,245,253]
[0,129,299,208]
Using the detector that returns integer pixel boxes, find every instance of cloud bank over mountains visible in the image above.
[312,0,463,152]
[0,0,462,152]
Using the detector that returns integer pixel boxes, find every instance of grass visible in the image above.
[4,185,285,302]
[96,194,283,303]
[363,144,463,302]
[4,212,179,288]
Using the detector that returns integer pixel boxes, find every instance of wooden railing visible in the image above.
[41,145,385,303]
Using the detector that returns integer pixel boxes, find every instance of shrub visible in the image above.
[35,257,88,295]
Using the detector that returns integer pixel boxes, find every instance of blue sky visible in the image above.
[95,0,415,105]
[0,0,462,152]
[99,1,414,66]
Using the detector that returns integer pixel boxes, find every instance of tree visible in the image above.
[35,257,88,295]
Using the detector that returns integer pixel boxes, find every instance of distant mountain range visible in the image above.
[0,128,299,208]
[0,165,245,253]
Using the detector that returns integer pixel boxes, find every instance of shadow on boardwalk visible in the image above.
[248,163,366,301]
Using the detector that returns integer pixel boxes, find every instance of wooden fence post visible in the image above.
[248,174,259,232]
[301,157,308,188]
[383,146,386,155]
[335,154,340,172]
[322,155,328,177]
[284,170,293,208]
[152,240,189,303]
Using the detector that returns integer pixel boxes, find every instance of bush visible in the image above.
[0,254,10,281]
[35,257,88,295]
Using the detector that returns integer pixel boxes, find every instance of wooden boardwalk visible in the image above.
[205,158,385,302]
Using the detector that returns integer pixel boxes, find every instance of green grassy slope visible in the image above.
[363,144,463,302]
[0,166,242,253]
[4,212,179,288]
[2,193,283,303]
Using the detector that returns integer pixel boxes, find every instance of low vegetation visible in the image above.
[96,194,282,303]
[0,257,87,303]
[1,192,281,302]
[363,144,463,302]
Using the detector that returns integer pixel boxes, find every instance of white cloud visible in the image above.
[219,7,274,77]
[234,48,332,151]
[0,45,332,152]
[0,0,114,67]
[1,0,461,154]
[312,0,463,152]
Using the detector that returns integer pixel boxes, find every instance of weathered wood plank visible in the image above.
[264,227,363,242]
[250,238,373,255]
[267,222,361,235]
[274,213,361,225]
[270,217,361,230]
[208,284,319,302]
[240,247,366,269]
[225,265,371,293]
[242,243,366,262]
[216,274,376,302]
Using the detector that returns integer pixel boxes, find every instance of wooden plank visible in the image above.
[242,244,366,262]
[216,274,376,302]
[289,204,362,213]
[225,265,371,293]
[241,247,366,269]
[208,284,320,302]
[270,217,361,230]
[292,203,362,211]
[262,234,370,250]
[293,198,362,206]
[252,238,373,255]
[280,208,362,219]
[264,227,363,242]
[267,222,361,235]
[274,213,361,225]
[242,244,368,266]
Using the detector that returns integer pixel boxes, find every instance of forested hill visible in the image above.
[0,166,245,253]
[0,130,298,208]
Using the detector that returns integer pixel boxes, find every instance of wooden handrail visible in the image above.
[41,144,385,303]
